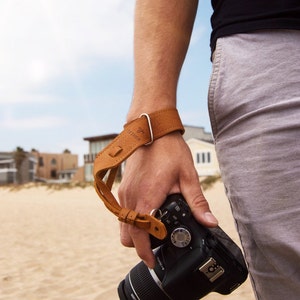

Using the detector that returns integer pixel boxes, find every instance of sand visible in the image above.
[0,182,255,300]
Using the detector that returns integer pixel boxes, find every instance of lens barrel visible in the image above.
[118,261,170,300]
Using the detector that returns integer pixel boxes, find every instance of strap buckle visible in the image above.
[139,113,154,145]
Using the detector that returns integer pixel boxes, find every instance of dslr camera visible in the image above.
[118,194,248,300]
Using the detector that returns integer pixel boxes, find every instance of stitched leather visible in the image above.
[93,108,184,239]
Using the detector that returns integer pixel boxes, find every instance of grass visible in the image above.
[1,175,222,192]
[200,175,221,191]
[1,181,94,192]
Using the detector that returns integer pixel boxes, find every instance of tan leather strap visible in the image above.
[93,108,184,240]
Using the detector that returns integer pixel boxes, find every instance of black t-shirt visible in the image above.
[210,0,300,52]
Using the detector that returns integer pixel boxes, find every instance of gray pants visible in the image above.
[208,30,300,300]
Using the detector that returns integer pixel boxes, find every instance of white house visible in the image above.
[186,138,220,177]
[83,126,219,181]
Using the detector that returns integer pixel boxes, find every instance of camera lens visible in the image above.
[118,261,170,300]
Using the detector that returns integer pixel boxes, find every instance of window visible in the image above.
[51,170,57,178]
[196,152,211,164]
[29,161,34,170]
[51,158,57,166]
[0,163,9,169]
[39,157,44,166]
[91,140,111,154]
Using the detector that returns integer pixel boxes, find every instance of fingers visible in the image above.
[119,184,217,269]
[120,222,156,269]
[119,222,134,247]
[181,169,218,228]
[186,191,218,227]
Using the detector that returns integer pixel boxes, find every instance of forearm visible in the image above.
[128,0,199,121]
[119,1,217,268]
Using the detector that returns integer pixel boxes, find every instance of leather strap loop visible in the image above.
[93,108,184,240]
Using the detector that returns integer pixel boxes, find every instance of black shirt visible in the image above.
[210,0,300,52]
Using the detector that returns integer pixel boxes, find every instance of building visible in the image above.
[0,151,37,185]
[0,152,16,184]
[83,126,219,182]
[33,152,79,182]
[186,138,220,176]
[83,134,119,182]
[183,125,213,143]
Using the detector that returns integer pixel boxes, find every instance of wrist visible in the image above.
[127,99,177,123]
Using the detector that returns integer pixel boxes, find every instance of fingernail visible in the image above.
[144,260,155,269]
[204,212,218,225]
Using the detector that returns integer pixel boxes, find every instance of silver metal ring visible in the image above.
[150,208,162,218]
[139,113,154,145]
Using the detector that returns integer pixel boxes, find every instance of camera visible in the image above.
[118,194,248,300]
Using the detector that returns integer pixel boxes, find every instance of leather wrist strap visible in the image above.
[93,108,184,240]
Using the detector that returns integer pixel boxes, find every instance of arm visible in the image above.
[118,0,218,268]
[128,0,198,118]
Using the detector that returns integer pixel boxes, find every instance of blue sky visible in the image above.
[0,0,213,165]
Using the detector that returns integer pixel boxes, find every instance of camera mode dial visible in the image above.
[170,227,192,248]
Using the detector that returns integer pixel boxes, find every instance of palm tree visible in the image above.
[13,147,27,184]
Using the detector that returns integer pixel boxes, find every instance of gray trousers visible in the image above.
[208,30,300,300]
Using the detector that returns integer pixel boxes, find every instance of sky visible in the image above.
[0,0,213,165]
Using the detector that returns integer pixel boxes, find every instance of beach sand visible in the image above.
[0,182,255,300]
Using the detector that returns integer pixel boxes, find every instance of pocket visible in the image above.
[208,39,223,139]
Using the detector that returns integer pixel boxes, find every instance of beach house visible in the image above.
[0,151,37,185]
[83,126,219,182]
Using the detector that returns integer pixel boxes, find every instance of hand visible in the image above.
[118,131,218,268]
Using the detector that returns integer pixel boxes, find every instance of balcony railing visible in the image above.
[84,153,97,163]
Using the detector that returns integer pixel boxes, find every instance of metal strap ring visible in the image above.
[139,113,154,146]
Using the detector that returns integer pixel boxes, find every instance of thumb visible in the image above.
[182,185,218,228]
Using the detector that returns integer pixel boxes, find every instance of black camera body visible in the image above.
[118,194,248,300]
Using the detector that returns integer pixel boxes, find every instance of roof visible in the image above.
[83,125,212,143]
[83,133,118,142]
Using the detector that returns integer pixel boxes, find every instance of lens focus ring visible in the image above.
[127,261,170,300]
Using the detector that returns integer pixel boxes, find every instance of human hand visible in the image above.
[118,131,218,268]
